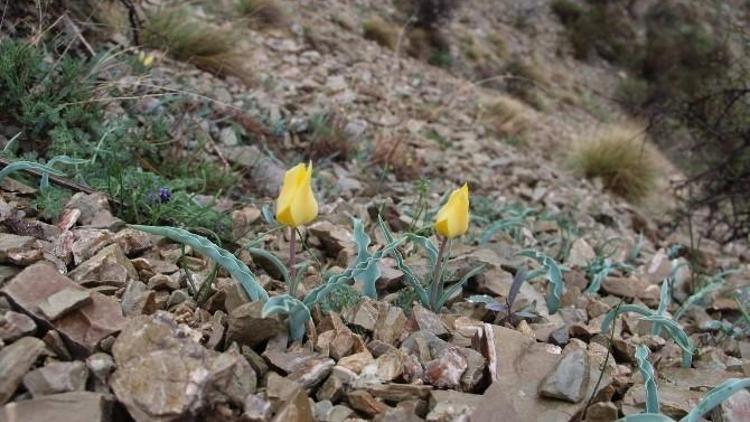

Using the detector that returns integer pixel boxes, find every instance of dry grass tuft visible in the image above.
[362,17,399,50]
[569,123,659,201]
[306,113,354,162]
[235,0,287,28]
[142,7,253,84]
[481,95,533,138]
[371,135,422,181]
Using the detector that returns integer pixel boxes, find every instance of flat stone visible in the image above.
[468,267,515,297]
[339,351,375,374]
[409,304,449,338]
[308,221,353,257]
[424,347,468,389]
[585,401,619,422]
[343,299,379,332]
[110,312,255,421]
[366,383,433,402]
[0,337,46,404]
[244,393,272,421]
[67,243,137,285]
[226,301,283,348]
[347,390,388,417]
[602,276,660,305]
[113,228,153,256]
[375,349,404,382]
[426,390,481,421]
[0,233,42,265]
[0,391,112,422]
[120,280,157,317]
[263,349,318,373]
[288,356,335,389]
[86,352,114,392]
[472,325,611,422]
[22,361,88,397]
[567,238,596,268]
[712,389,750,422]
[69,229,113,265]
[1,262,126,357]
[538,347,590,403]
[373,303,406,345]
[38,288,92,320]
[0,310,36,341]
[317,365,356,402]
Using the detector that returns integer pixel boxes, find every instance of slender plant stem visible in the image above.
[581,300,622,421]
[289,227,297,296]
[429,236,449,311]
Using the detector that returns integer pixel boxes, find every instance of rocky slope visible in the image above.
[0,0,748,421]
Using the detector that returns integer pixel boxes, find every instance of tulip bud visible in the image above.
[276,162,318,228]
[434,183,470,239]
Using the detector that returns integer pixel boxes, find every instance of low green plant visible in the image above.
[518,250,565,314]
[262,218,405,341]
[584,244,633,293]
[130,225,268,301]
[620,345,750,422]
[377,215,485,312]
[478,203,536,245]
[468,269,538,324]
[601,303,694,368]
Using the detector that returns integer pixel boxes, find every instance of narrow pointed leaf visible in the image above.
[130,225,268,301]
[635,345,660,414]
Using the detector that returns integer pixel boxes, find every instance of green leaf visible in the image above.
[601,304,656,333]
[261,294,311,342]
[246,246,290,284]
[518,250,566,313]
[437,264,486,310]
[651,279,672,336]
[130,225,268,301]
[679,378,750,422]
[635,345,660,414]
[479,218,524,245]
[0,159,66,191]
[376,215,429,306]
[40,155,88,190]
[641,314,694,368]
[674,280,723,320]
[404,233,439,267]
[352,217,381,298]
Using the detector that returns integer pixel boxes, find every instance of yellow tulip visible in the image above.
[276,162,318,228]
[434,183,470,239]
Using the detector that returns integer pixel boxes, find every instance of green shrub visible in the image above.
[615,77,651,112]
[0,40,101,154]
[569,123,658,201]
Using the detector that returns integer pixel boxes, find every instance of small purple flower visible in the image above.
[158,187,172,203]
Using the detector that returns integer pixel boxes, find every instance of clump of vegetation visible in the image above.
[370,135,421,181]
[504,57,547,109]
[0,40,102,155]
[396,0,460,30]
[142,7,252,84]
[362,17,399,50]
[481,95,533,138]
[569,123,658,201]
[305,113,355,162]
[235,0,287,28]
[551,1,638,63]
[0,39,235,236]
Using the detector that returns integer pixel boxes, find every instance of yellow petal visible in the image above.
[275,163,318,227]
[143,54,155,67]
[434,183,470,238]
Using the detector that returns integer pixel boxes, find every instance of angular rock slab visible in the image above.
[0,391,112,422]
[110,312,256,422]
[0,337,46,404]
[471,325,611,422]
[0,261,125,357]
[538,348,590,403]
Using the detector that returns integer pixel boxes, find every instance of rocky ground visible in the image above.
[0,0,749,421]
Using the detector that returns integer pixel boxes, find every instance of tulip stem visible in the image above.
[429,236,449,311]
[289,228,297,296]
